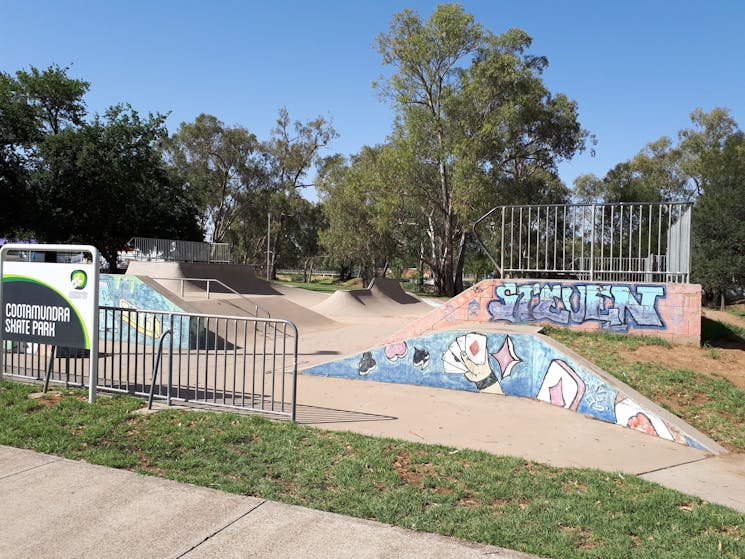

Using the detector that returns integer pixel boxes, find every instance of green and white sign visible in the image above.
[0,244,100,402]
[2,263,95,348]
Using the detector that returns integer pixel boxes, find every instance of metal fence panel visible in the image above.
[474,202,692,283]
[2,307,298,420]
[126,237,231,264]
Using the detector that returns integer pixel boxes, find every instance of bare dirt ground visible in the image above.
[618,308,745,390]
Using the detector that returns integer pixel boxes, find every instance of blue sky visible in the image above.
[3,1,744,201]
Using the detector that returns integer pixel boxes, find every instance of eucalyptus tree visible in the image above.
[374,5,588,294]
[164,114,268,243]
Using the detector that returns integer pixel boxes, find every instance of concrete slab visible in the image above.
[0,446,542,559]
[0,447,263,559]
[641,454,745,513]
[184,500,535,559]
[294,374,710,475]
[0,445,61,477]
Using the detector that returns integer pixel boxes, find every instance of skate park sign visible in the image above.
[0,244,100,401]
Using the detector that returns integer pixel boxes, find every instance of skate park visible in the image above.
[94,255,743,513]
[3,208,745,516]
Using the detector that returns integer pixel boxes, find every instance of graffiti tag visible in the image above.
[486,282,666,332]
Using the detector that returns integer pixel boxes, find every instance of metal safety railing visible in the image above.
[474,202,692,283]
[149,277,271,319]
[126,237,231,264]
[2,307,298,420]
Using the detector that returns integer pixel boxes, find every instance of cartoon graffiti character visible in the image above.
[412,347,430,370]
[358,352,376,375]
[614,396,684,443]
[536,360,586,410]
[443,334,521,394]
[384,342,408,362]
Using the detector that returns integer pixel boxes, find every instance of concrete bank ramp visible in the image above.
[304,325,723,454]
[127,261,282,295]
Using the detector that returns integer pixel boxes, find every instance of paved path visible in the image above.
[0,445,539,559]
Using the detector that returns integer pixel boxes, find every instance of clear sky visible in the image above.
[3,1,744,201]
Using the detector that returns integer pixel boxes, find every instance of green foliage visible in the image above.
[32,104,202,269]
[545,326,745,453]
[362,5,588,294]
[163,113,267,243]
[692,133,745,297]
[0,65,202,257]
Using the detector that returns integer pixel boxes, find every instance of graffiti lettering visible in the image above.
[486,282,666,331]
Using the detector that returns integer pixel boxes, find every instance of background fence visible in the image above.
[125,237,231,264]
[474,202,692,283]
[2,307,298,420]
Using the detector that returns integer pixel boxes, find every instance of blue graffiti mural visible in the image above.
[486,282,666,332]
[99,275,190,347]
[304,330,708,451]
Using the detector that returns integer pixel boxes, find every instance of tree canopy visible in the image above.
[322,4,588,295]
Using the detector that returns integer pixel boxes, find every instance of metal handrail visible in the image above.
[148,328,173,409]
[150,276,270,319]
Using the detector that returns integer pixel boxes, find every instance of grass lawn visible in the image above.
[543,322,745,454]
[1,380,744,559]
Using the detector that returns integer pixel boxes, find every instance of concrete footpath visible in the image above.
[0,445,540,559]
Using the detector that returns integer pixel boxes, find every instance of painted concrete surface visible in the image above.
[305,327,716,453]
[388,279,701,345]
[0,446,535,559]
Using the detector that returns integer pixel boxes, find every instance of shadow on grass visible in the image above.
[701,317,745,349]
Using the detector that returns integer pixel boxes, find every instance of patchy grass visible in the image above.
[1,381,744,559]
[544,326,745,453]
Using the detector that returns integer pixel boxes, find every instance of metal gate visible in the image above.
[2,307,298,420]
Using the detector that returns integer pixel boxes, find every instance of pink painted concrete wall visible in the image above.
[390,280,701,345]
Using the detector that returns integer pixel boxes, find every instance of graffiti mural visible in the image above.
[99,274,189,347]
[305,329,710,451]
[486,282,666,332]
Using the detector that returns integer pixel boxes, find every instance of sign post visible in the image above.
[0,244,100,402]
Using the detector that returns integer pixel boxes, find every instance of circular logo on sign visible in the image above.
[70,270,88,290]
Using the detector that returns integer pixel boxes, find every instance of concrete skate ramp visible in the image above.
[368,278,422,304]
[186,295,338,332]
[304,326,723,454]
[313,281,430,319]
[126,261,282,295]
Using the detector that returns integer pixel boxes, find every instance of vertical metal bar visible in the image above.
[252,319,258,406]
[527,207,532,273]
[589,204,595,281]
[231,319,238,406]
[580,206,585,274]
[544,206,549,271]
[518,207,523,272]
[665,204,673,281]
[211,318,218,403]
[600,206,605,277]
[637,205,643,280]
[509,207,515,272]
[553,206,558,271]
[500,207,505,277]
[271,322,278,411]
[261,318,268,409]
[571,206,576,272]
[562,206,567,273]
[281,323,287,413]
[195,316,202,401]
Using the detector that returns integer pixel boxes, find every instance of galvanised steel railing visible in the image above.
[149,276,271,319]
[474,202,692,283]
[2,307,298,420]
[127,237,231,264]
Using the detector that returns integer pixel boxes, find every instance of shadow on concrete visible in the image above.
[294,404,397,425]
